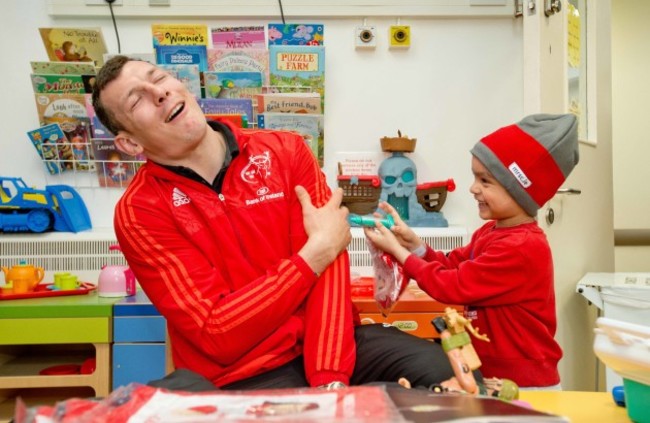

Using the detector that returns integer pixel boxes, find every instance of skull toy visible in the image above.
[378,153,419,220]
[378,152,448,227]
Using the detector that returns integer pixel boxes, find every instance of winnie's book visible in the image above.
[211,25,266,49]
[267,23,324,46]
[258,112,324,166]
[155,45,208,72]
[39,27,108,67]
[207,48,269,85]
[26,123,65,175]
[30,61,96,75]
[152,23,208,47]
[268,45,325,110]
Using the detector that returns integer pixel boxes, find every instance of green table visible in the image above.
[0,292,121,422]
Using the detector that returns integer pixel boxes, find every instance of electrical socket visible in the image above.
[389,25,411,49]
[355,26,377,49]
[85,0,123,5]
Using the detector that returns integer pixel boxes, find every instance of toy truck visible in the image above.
[0,176,91,233]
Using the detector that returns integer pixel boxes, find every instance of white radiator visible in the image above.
[348,226,467,275]
[0,226,467,281]
[0,230,122,282]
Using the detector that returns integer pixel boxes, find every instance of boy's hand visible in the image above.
[296,185,351,275]
[377,202,425,252]
[363,223,410,265]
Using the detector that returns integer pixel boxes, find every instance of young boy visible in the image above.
[364,113,579,389]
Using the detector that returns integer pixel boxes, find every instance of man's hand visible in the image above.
[296,185,351,276]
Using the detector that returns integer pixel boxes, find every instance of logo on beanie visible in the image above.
[508,162,531,188]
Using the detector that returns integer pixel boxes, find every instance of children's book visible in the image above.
[152,23,208,47]
[267,23,324,46]
[203,71,263,99]
[91,139,142,188]
[39,116,94,172]
[103,52,156,64]
[39,27,108,67]
[211,25,266,49]
[30,61,96,75]
[34,93,94,171]
[159,64,202,98]
[207,48,269,85]
[268,45,325,110]
[34,93,89,125]
[256,92,322,114]
[26,123,65,175]
[84,95,114,139]
[387,386,569,422]
[258,112,324,166]
[197,98,254,123]
[30,74,94,94]
[155,45,208,72]
[205,114,248,128]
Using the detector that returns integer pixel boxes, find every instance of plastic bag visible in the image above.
[367,239,407,317]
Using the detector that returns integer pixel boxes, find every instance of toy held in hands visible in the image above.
[367,239,407,317]
[348,213,394,229]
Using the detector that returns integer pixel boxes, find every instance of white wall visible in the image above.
[612,0,650,270]
[0,1,523,230]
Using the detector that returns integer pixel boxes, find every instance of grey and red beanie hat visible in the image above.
[470,113,579,217]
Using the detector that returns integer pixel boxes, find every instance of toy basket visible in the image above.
[416,179,456,212]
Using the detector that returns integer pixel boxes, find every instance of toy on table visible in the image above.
[612,385,625,407]
[0,176,91,233]
[98,244,136,298]
[378,131,455,227]
[1,261,45,294]
[432,307,488,395]
[431,307,519,400]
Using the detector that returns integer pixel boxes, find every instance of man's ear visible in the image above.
[114,132,144,156]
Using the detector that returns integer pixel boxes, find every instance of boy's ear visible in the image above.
[114,132,143,156]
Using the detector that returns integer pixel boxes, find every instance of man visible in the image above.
[92,56,469,390]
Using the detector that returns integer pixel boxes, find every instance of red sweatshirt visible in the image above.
[403,221,562,387]
[114,121,356,387]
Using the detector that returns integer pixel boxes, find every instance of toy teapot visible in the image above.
[98,245,136,297]
[2,261,45,292]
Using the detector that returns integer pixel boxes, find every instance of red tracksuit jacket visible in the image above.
[403,221,562,387]
[114,121,356,387]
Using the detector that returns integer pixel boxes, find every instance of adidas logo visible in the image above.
[172,188,190,207]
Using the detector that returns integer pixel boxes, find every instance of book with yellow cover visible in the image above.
[152,23,208,47]
[39,27,108,67]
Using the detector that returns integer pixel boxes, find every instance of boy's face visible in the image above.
[469,156,531,227]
